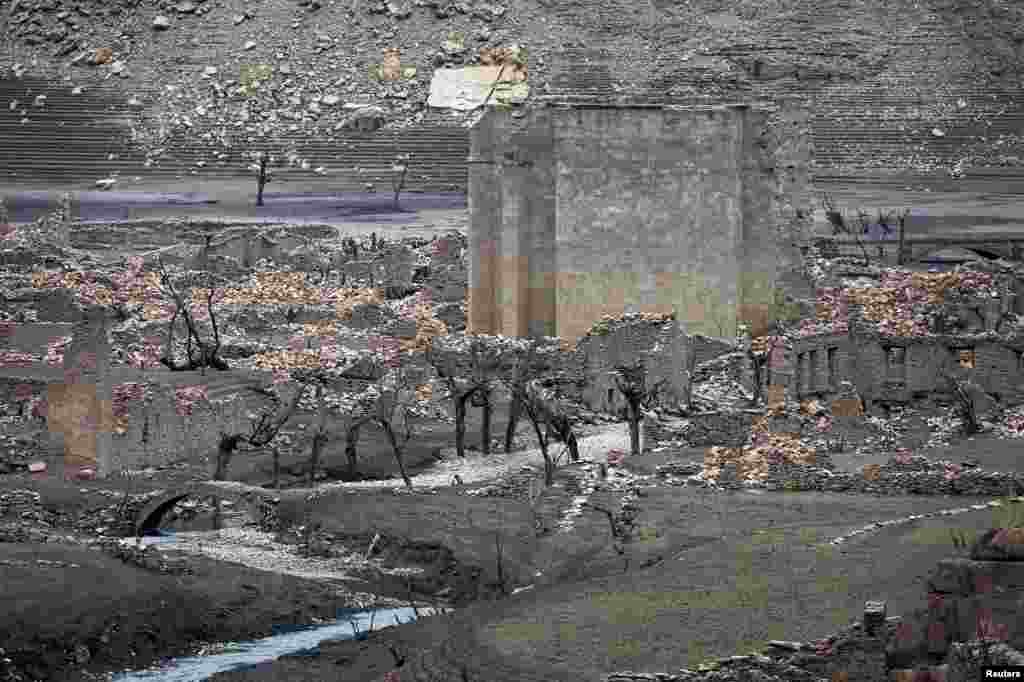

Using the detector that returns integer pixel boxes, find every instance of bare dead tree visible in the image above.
[308,382,329,486]
[610,361,667,457]
[342,416,372,479]
[681,342,698,412]
[369,367,427,489]
[256,151,271,207]
[821,193,872,265]
[428,336,501,458]
[154,259,229,372]
[939,360,981,436]
[210,380,312,481]
[391,153,411,209]
[896,208,911,265]
[501,340,557,453]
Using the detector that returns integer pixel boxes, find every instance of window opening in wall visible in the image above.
[885,347,905,366]
[607,388,615,409]
[953,347,975,369]
[827,347,838,387]
[1018,351,1024,373]
[808,349,819,391]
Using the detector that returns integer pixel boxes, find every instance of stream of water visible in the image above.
[108,605,437,681]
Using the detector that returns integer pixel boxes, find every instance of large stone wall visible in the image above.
[108,386,257,475]
[468,101,811,347]
[575,317,690,414]
[785,309,1024,405]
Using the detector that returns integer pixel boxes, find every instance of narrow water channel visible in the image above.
[108,532,449,681]
[108,605,440,681]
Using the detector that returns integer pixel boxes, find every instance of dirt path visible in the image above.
[209,489,1010,682]
[206,422,630,496]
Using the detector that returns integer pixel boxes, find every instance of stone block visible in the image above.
[927,558,1024,595]
[832,397,864,417]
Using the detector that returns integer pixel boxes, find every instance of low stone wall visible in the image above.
[0,489,46,522]
[760,458,1024,497]
[258,497,282,533]
[0,488,165,540]
[946,641,1024,682]
[606,616,893,682]
[94,536,194,575]
[655,454,1024,497]
[646,411,759,448]
[111,391,255,475]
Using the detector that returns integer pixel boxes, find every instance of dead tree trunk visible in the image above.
[308,383,329,486]
[479,387,492,456]
[256,151,269,207]
[345,421,363,478]
[454,392,472,458]
[681,344,697,412]
[214,434,244,481]
[380,421,413,488]
[627,399,642,456]
[272,445,281,491]
[504,391,520,452]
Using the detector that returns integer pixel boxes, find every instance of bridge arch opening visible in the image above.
[134,490,260,537]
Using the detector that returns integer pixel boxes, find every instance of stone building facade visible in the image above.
[467,99,812,347]
[781,305,1024,407]
[573,316,690,414]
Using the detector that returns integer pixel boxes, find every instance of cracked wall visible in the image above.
[467,101,810,347]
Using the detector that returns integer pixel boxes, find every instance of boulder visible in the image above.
[433,301,465,332]
[970,528,1024,561]
[343,106,387,133]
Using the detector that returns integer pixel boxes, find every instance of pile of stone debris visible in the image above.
[92,536,195,575]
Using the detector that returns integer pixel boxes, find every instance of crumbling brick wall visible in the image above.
[791,333,852,397]
[576,317,689,415]
[690,334,735,367]
[109,381,257,474]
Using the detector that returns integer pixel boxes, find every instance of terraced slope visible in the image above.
[0,0,1022,190]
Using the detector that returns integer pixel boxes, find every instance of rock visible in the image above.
[970,527,1024,561]
[152,15,171,29]
[92,47,113,65]
[321,93,341,106]
[110,61,126,75]
[345,105,387,132]
[232,13,246,25]
[244,41,257,50]
[127,97,143,109]
[71,86,83,95]
[176,1,197,13]
[28,461,46,473]
[95,178,117,190]
[387,1,411,18]
[73,644,90,664]
[202,66,218,77]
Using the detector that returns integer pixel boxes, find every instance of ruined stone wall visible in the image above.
[109,386,255,475]
[468,101,809,347]
[468,103,557,339]
[551,104,744,343]
[690,334,735,368]
[576,318,689,414]
[792,333,854,397]
[649,409,758,448]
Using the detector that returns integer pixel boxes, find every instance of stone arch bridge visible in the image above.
[134,481,280,537]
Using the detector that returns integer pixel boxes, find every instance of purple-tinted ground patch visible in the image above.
[5,191,467,225]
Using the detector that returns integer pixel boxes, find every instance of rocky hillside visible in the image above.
[1,0,1023,190]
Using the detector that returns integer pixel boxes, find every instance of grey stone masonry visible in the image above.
[576,316,690,415]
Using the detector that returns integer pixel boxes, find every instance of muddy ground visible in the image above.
[2,177,1023,681]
